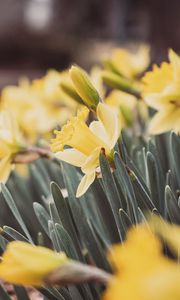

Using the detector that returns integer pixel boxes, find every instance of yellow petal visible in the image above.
[144,94,171,110]
[148,107,180,135]
[56,149,87,167]
[0,241,68,286]
[81,147,101,174]
[89,121,110,145]
[0,156,13,184]
[142,63,173,93]
[97,103,121,148]
[76,172,96,198]
[169,49,180,80]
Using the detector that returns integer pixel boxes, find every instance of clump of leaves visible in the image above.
[0,130,179,299]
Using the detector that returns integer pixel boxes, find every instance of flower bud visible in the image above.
[60,80,84,104]
[70,66,100,109]
[102,70,140,98]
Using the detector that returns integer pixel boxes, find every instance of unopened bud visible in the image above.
[70,66,100,110]
[60,80,84,105]
[102,70,140,98]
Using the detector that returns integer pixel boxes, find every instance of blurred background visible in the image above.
[0,0,179,87]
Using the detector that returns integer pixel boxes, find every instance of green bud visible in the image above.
[103,58,123,76]
[70,66,100,109]
[60,80,84,105]
[102,70,140,98]
[119,105,133,127]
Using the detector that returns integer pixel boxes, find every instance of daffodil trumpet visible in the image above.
[0,240,112,287]
[51,103,121,197]
[0,241,68,286]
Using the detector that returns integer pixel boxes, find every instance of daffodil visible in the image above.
[105,90,137,127]
[103,224,180,300]
[108,45,150,79]
[51,103,121,197]
[1,71,79,142]
[0,241,68,286]
[142,49,180,134]
[0,111,26,185]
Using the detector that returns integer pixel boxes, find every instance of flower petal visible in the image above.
[81,147,101,174]
[89,121,110,145]
[0,241,67,286]
[169,49,180,80]
[97,103,121,148]
[76,171,96,198]
[148,107,180,134]
[56,149,87,167]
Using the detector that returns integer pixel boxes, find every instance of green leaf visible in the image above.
[1,184,33,243]
[33,202,50,238]
[14,286,30,300]
[54,223,79,260]
[51,182,84,261]
[114,152,139,223]
[0,284,12,300]
[165,185,180,223]
[146,151,164,214]
[3,226,29,242]
[99,154,122,238]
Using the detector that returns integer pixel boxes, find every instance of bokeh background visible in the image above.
[0,0,179,87]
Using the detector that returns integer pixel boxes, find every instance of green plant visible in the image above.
[0,130,179,299]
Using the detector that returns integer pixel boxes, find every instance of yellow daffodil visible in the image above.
[1,71,79,142]
[108,45,150,79]
[142,49,180,134]
[103,224,180,300]
[0,111,26,185]
[0,241,68,286]
[51,103,121,197]
[105,90,137,127]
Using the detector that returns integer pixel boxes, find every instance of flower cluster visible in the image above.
[0,44,180,300]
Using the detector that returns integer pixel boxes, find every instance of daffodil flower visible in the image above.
[143,49,180,134]
[0,241,68,286]
[1,71,79,142]
[105,90,137,127]
[0,111,26,185]
[108,45,150,79]
[103,223,180,300]
[51,103,121,197]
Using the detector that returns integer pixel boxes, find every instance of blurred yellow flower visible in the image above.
[0,111,26,185]
[103,224,180,300]
[143,49,180,134]
[0,241,68,286]
[109,45,150,79]
[1,70,79,142]
[51,103,121,197]
[105,90,137,127]
[90,66,105,99]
